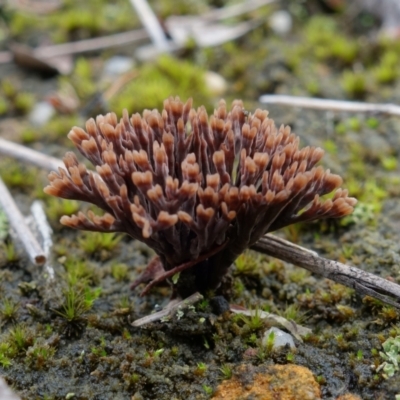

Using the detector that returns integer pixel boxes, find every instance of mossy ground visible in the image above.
[1,1,400,399]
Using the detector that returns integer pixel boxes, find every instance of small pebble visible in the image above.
[28,101,55,127]
[269,10,293,35]
[103,56,135,76]
[204,71,227,96]
[210,295,230,315]
[262,327,296,351]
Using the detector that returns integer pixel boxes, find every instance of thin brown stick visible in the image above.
[259,94,400,117]
[0,177,46,265]
[251,234,400,309]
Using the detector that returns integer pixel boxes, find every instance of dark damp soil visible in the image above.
[1,1,400,399]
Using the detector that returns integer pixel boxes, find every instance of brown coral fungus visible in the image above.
[44,97,356,298]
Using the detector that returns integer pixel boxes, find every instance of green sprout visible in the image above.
[45,198,80,224]
[64,258,98,286]
[0,297,19,321]
[236,308,265,332]
[111,263,129,282]
[279,304,307,324]
[1,242,18,263]
[8,324,32,353]
[53,286,99,336]
[26,340,56,369]
[219,364,232,380]
[264,330,275,354]
[78,231,122,255]
[234,251,261,276]
[0,342,14,368]
[202,385,213,396]
[195,362,207,376]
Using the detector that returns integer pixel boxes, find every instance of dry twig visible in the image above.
[259,95,400,117]
[0,138,64,171]
[252,234,400,309]
[0,176,46,265]
[131,292,203,327]
[129,0,170,51]
[229,305,312,341]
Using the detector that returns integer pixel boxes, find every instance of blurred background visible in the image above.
[0,0,400,129]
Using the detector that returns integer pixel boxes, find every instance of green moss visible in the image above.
[380,155,397,171]
[366,117,379,129]
[111,263,129,282]
[26,339,56,370]
[78,231,122,255]
[0,297,19,322]
[53,285,100,336]
[322,139,338,154]
[235,308,265,332]
[9,0,139,42]
[43,115,81,142]
[0,160,37,191]
[303,15,358,65]
[20,128,38,144]
[110,55,213,114]
[0,96,8,115]
[347,117,362,132]
[0,242,19,263]
[234,251,262,276]
[66,58,97,100]
[372,50,399,84]
[279,304,307,324]
[14,92,35,114]
[45,198,80,225]
[64,258,99,286]
[341,70,367,98]
[0,343,13,368]
[0,80,34,115]
[7,324,33,354]
[219,364,232,380]
[194,362,207,376]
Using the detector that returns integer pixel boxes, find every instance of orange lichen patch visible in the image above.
[335,394,362,400]
[213,364,321,400]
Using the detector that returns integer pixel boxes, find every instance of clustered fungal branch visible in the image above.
[44,97,356,297]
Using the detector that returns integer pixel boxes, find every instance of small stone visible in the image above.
[210,295,230,315]
[204,71,227,96]
[262,327,296,351]
[103,56,135,76]
[28,101,55,127]
[269,10,293,36]
[0,377,21,400]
